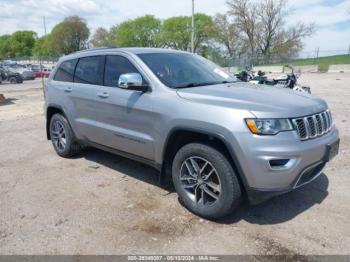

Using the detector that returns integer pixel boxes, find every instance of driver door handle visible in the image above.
[64,87,72,93]
[97,91,109,99]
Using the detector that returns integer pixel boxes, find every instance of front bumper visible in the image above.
[247,160,328,204]
[229,126,339,204]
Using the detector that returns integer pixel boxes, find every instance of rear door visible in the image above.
[49,59,78,125]
[69,55,106,142]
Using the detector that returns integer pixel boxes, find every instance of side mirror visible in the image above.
[118,73,149,92]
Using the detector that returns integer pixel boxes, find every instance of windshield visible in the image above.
[137,52,236,88]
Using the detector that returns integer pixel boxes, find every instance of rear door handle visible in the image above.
[64,87,72,93]
[97,92,109,99]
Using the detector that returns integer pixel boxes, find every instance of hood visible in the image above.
[176,82,328,118]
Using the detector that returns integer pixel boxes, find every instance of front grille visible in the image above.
[292,110,333,140]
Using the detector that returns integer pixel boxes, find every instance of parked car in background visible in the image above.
[15,68,35,80]
[22,70,36,80]
[0,67,23,84]
[32,66,51,78]
[0,62,35,81]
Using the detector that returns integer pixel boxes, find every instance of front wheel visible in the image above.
[172,143,242,220]
[9,77,17,84]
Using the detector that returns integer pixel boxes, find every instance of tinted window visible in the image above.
[74,56,104,85]
[104,55,140,87]
[54,59,77,82]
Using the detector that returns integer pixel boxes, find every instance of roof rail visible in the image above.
[73,47,118,54]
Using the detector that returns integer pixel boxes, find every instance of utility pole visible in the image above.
[41,16,47,91]
[43,16,47,35]
[191,0,195,53]
[314,47,319,64]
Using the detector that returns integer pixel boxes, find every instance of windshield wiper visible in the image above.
[174,83,199,88]
[174,80,237,89]
[220,80,237,84]
[174,81,225,89]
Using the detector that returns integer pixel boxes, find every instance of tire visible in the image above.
[172,143,242,220]
[49,113,82,158]
[9,77,16,84]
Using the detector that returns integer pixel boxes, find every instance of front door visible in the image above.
[73,54,156,160]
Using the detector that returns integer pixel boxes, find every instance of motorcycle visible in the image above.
[269,65,311,94]
[235,66,311,94]
[234,67,255,82]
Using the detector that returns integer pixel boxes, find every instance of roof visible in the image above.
[59,47,190,63]
[74,47,187,55]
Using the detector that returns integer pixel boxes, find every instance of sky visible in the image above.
[0,0,349,57]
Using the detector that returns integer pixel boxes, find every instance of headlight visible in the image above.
[245,118,293,135]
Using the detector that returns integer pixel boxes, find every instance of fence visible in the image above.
[2,57,59,68]
[212,47,350,71]
[3,47,350,72]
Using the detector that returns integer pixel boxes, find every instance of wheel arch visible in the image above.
[46,104,67,140]
[160,127,249,193]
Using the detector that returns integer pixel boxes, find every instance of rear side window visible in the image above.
[104,55,140,87]
[74,56,104,85]
[54,59,77,82]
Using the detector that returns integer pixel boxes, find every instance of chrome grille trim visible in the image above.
[307,116,317,138]
[315,114,323,135]
[293,110,333,141]
[322,112,329,131]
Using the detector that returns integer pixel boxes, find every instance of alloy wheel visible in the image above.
[179,156,221,206]
[51,120,67,151]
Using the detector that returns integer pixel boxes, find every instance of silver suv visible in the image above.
[44,48,339,219]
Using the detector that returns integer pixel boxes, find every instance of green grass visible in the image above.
[273,54,350,72]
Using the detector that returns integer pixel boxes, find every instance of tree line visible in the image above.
[0,0,314,66]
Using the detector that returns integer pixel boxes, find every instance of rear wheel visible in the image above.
[172,143,242,219]
[49,114,82,157]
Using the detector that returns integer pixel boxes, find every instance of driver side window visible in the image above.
[104,55,140,87]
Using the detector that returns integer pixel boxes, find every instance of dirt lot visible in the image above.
[0,75,350,255]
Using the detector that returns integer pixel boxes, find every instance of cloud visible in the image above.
[0,0,98,19]
[0,0,229,35]
[301,27,350,57]
[288,0,350,27]
[289,0,324,9]
[86,0,229,32]
[0,0,101,35]
[0,0,349,53]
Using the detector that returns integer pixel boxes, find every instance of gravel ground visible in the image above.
[0,74,349,255]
